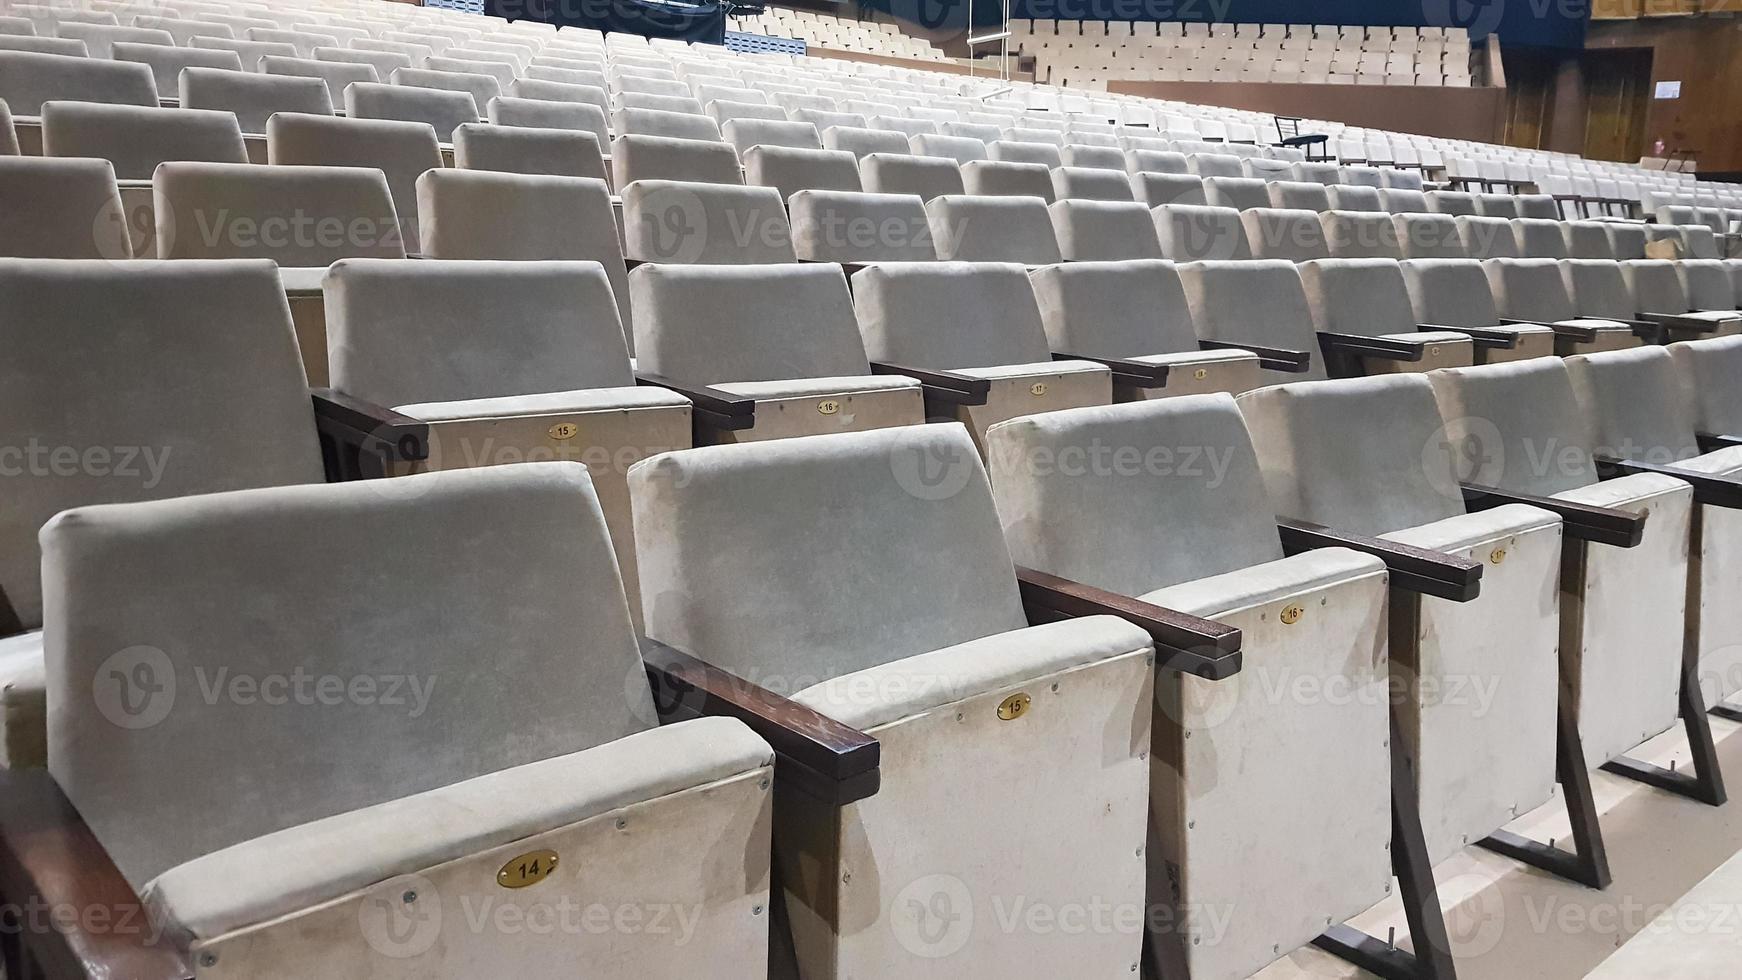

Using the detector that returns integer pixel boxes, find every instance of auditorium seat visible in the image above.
[112,42,244,100]
[631,262,923,441]
[708,99,786,129]
[629,423,1151,977]
[1621,259,1741,338]
[1268,179,1332,212]
[1380,187,1431,214]
[193,37,300,74]
[908,133,987,165]
[1326,184,1383,212]
[721,118,821,156]
[1154,202,1251,260]
[1604,222,1648,261]
[0,51,156,153]
[416,169,631,335]
[261,55,378,106]
[1484,258,1644,355]
[54,23,173,60]
[851,261,1110,446]
[961,158,1055,201]
[316,47,415,85]
[1242,207,1331,261]
[1320,209,1403,258]
[1049,199,1163,260]
[1456,215,1520,259]
[788,189,936,262]
[610,132,740,186]
[926,194,1061,263]
[392,66,501,120]
[1401,258,1556,361]
[1202,174,1267,210]
[1426,189,1478,216]
[1052,164,1136,202]
[622,180,794,264]
[860,151,963,201]
[1300,258,1475,373]
[822,124,907,159]
[744,144,861,197]
[453,122,606,181]
[1241,373,1566,864]
[266,113,439,257]
[990,137,1064,168]
[490,94,610,149]
[39,461,775,975]
[1679,259,1742,325]
[0,258,324,769]
[984,394,1392,979]
[1132,171,1205,206]
[1029,259,1265,397]
[324,258,680,614]
[346,80,475,144]
[1176,259,1325,381]
[1126,148,1189,174]
[1563,220,1616,259]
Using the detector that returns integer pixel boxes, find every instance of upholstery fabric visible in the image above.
[1177,259,1326,379]
[266,112,441,255]
[1131,172,1205,207]
[821,125,905,159]
[178,68,331,135]
[1401,258,1502,327]
[788,189,934,262]
[860,152,963,201]
[260,56,378,106]
[1298,258,1417,335]
[392,67,499,118]
[721,118,820,154]
[1562,259,1639,320]
[1562,221,1614,260]
[1243,208,1329,261]
[345,81,476,142]
[1028,259,1198,359]
[0,630,44,768]
[1048,199,1162,260]
[851,261,1051,369]
[1620,259,1688,315]
[110,43,242,100]
[0,50,156,114]
[622,180,794,264]
[0,157,130,259]
[745,145,862,199]
[1321,209,1402,258]
[1052,166,1136,202]
[1669,335,1742,435]
[1267,180,1331,212]
[925,194,1062,264]
[155,161,404,263]
[453,122,606,181]
[41,103,246,181]
[960,159,1054,202]
[1427,358,1601,494]
[1154,204,1251,261]
[610,133,741,186]
[1563,347,1701,461]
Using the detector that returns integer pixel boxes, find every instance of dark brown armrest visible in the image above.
[868,361,990,406]
[1501,317,1595,343]
[641,638,879,806]
[0,769,193,980]
[1014,566,1242,680]
[1460,482,1645,548]
[1197,338,1312,372]
[311,390,429,482]
[1277,518,1482,602]
[1594,455,1742,509]
[1638,311,1719,335]
[1317,332,1426,363]
[1425,324,1518,350]
[634,372,756,432]
[1696,431,1742,454]
[1052,351,1167,389]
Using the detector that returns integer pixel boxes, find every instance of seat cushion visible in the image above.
[712,375,920,400]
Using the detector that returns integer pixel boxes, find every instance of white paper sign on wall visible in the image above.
[1655,80,1682,100]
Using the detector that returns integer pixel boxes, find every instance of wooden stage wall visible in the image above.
[1106,79,1508,143]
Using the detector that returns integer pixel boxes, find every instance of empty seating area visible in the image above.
[9,2,1742,979]
[1011,20,1476,89]
[732,5,950,62]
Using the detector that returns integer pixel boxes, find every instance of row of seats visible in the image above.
[731,5,950,62]
[5,249,1742,978]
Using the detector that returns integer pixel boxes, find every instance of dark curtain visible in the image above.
[488,0,729,44]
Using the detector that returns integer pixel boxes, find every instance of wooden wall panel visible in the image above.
[1586,16,1742,170]
[1106,80,1507,143]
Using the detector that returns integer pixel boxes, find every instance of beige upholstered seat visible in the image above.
[621,180,793,264]
[346,81,477,143]
[1429,356,1700,765]
[0,258,323,770]
[1300,258,1475,373]
[47,462,774,975]
[985,394,1389,979]
[453,122,607,181]
[0,156,130,260]
[960,158,1054,201]
[610,132,740,186]
[260,55,378,106]
[631,262,922,441]
[1239,374,1565,863]
[179,67,332,136]
[1242,207,1330,261]
[0,50,156,115]
[630,423,1152,978]
[1399,258,1554,362]
[1154,203,1251,261]
[267,113,441,256]
[392,66,500,118]
[1455,214,1519,259]
[851,261,1110,447]
[1048,199,1162,260]
[1052,165,1136,202]
[1030,259,1262,398]
[744,144,861,198]
[1177,259,1327,382]
[1483,258,1642,355]
[925,194,1061,264]
[860,152,963,201]
[1622,259,1742,338]
[112,42,243,100]
[415,169,631,338]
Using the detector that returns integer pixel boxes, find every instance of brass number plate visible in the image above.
[1489,548,1507,565]
[547,422,579,440]
[997,692,1032,721]
[1029,382,1048,397]
[1193,368,1208,380]
[498,849,560,889]
[1280,604,1304,625]
[817,400,841,416]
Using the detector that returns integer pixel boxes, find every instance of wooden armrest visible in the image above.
[1318,332,1427,364]
[0,769,193,980]
[1053,351,1167,389]
[311,389,429,464]
[1594,455,1742,509]
[640,638,879,806]
[1425,324,1518,349]
[634,373,756,432]
[1014,566,1242,681]
[1276,518,1482,602]
[1696,431,1742,454]
[1197,338,1312,372]
[1461,482,1645,548]
[1500,317,1595,343]
[868,361,991,406]
[1638,311,1719,334]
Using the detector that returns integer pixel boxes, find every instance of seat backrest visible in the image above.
[1516,194,1559,219]
[631,424,1027,685]
[1510,217,1567,259]
[622,180,794,264]
[1679,259,1738,312]
[611,132,742,186]
[155,161,403,264]
[49,461,645,890]
[179,67,331,135]
[822,124,907,159]
[1127,148,1189,174]
[1560,258,1635,319]
[414,168,629,324]
[1131,172,1204,206]
[348,80,479,141]
[56,23,174,60]
[861,152,964,201]
[327,258,630,407]
[1604,222,1647,260]
[42,102,247,182]
[1201,174,1267,211]
[1052,165,1136,202]
[391,66,500,117]
[1620,258,1688,315]
[788,189,935,262]
[1563,346,1700,461]
[453,122,605,182]
[1426,190,1477,216]
[631,262,869,384]
[1394,213,1464,258]
[112,42,243,99]
[744,144,861,199]
[1380,188,1430,214]
[1291,160,1341,184]
[1049,199,1162,261]
[491,95,609,145]
[0,155,131,259]
[1454,215,1519,259]
[908,134,987,166]
[1237,373,1467,534]
[0,50,156,114]
[1177,259,1326,379]
[988,395,1286,596]
[1299,257,1417,336]
[1668,335,1742,435]
[1400,258,1498,329]
[852,261,1051,370]
[722,118,821,155]
[1426,357,1599,495]
[1242,207,1330,261]
[1321,209,1402,258]
[1185,151,1243,178]
[1155,203,1251,260]
[0,258,323,632]
[961,159,1055,202]
[1474,193,1520,218]
[926,194,1062,263]
[1482,257,1576,322]
[1028,258,1199,359]
[1327,184,1382,212]
[1268,179,1331,212]
[260,55,375,106]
